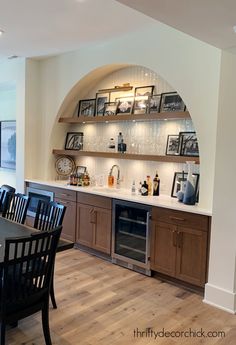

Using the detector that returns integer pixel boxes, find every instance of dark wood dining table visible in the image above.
[0,217,74,265]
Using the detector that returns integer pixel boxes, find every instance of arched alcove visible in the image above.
[52,64,200,201]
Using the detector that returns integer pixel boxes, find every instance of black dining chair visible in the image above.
[0,185,15,213]
[0,226,62,345]
[34,200,66,232]
[0,190,5,212]
[2,193,30,224]
[33,200,66,309]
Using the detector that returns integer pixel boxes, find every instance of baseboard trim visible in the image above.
[204,283,236,314]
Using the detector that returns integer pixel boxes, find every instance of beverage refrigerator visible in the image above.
[112,199,151,276]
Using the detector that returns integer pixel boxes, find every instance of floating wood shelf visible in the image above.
[52,149,199,164]
[59,111,190,123]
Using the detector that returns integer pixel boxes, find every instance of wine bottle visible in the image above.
[153,172,160,196]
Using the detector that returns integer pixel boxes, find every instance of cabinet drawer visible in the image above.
[53,188,76,202]
[77,192,111,209]
[152,207,209,231]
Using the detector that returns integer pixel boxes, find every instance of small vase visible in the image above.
[183,161,196,205]
[177,180,185,202]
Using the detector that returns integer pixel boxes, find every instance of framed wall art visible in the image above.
[65,132,84,150]
[165,135,180,155]
[160,92,186,112]
[134,85,155,97]
[96,92,110,116]
[78,99,96,117]
[171,171,199,198]
[103,102,118,116]
[116,97,133,115]
[0,121,16,170]
[133,97,149,114]
[148,94,161,113]
[179,131,199,157]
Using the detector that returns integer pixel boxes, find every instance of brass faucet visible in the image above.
[109,164,121,188]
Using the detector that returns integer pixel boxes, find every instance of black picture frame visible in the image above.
[148,94,161,113]
[179,131,199,157]
[134,85,155,97]
[78,99,96,117]
[76,165,86,177]
[95,92,110,116]
[103,102,118,116]
[160,92,186,112]
[171,172,199,198]
[166,135,180,155]
[116,97,133,115]
[65,132,84,150]
[133,96,149,114]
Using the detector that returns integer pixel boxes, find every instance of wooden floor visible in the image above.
[6,248,236,345]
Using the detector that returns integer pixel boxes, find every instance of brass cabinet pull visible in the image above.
[177,232,183,248]
[90,209,97,224]
[169,216,185,222]
[172,230,177,247]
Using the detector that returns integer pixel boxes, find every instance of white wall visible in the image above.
[204,50,236,313]
[0,59,26,191]
[27,20,236,312]
[31,22,221,211]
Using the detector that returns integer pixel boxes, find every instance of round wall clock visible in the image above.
[55,156,76,176]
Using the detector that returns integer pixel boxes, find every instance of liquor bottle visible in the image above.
[117,132,123,152]
[141,181,148,196]
[153,172,160,196]
[146,175,152,195]
[120,139,127,153]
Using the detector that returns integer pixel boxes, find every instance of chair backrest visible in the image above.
[0,185,16,212]
[34,200,66,231]
[0,189,5,210]
[0,226,62,317]
[2,192,30,224]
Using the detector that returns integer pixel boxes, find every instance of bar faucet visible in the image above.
[109,164,121,188]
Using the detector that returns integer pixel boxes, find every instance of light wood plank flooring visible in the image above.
[6,249,236,344]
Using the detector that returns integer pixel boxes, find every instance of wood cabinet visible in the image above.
[150,207,210,287]
[76,192,112,254]
[25,182,76,242]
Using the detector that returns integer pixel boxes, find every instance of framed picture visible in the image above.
[65,132,84,150]
[166,135,180,155]
[103,102,117,116]
[76,165,86,177]
[116,97,133,115]
[134,85,155,97]
[171,172,199,198]
[78,99,96,117]
[96,92,110,116]
[160,92,186,112]
[0,121,16,170]
[148,94,161,113]
[179,131,199,157]
[133,96,149,114]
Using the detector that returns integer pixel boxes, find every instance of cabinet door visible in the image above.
[76,203,93,247]
[55,198,76,242]
[93,207,111,254]
[150,221,176,277]
[175,226,207,287]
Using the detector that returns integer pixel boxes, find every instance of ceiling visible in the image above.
[116,0,236,50]
[1,0,236,62]
[0,0,151,60]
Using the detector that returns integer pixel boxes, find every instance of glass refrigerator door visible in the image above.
[114,204,148,263]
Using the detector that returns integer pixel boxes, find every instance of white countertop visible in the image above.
[25,179,212,216]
